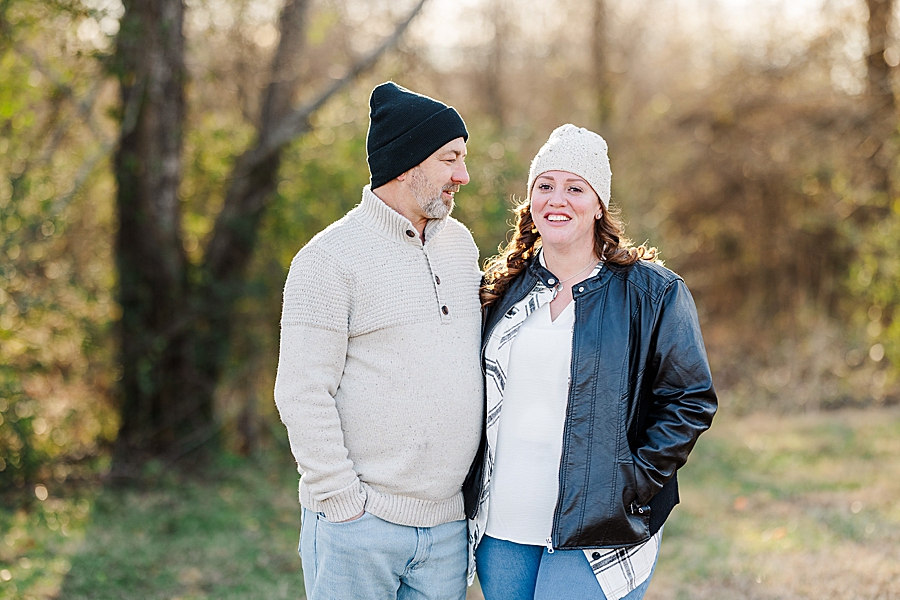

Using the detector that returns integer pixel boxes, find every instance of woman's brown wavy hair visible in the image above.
[480,197,659,308]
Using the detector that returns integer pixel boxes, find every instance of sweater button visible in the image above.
[405,229,415,237]
[435,275,441,284]
[441,305,449,315]
[592,551,601,560]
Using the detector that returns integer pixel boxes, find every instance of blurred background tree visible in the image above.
[1,0,899,492]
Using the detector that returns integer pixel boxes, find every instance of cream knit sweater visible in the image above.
[274,186,484,527]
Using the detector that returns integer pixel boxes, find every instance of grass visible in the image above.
[1,452,305,600]
[2,407,900,599]
[646,407,900,600]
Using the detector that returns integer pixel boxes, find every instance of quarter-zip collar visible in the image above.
[354,185,448,246]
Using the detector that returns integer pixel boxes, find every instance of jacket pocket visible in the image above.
[556,460,652,548]
[615,459,651,541]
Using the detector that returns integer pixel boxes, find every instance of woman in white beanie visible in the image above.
[463,125,717,600]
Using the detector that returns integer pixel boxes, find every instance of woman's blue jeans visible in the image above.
[474,535,658,600]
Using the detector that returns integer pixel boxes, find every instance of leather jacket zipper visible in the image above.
[549,289,580,552]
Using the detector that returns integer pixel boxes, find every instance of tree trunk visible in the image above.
[483,0,507,129]
[113,0,196,460]
[867,0,895,105]
[858,0,899,345]
[863,0,896,210]
[591,0,614,133]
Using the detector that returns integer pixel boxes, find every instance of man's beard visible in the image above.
[409,166,456,219]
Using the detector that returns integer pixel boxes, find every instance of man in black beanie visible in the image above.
[366,81,471,239]
[275,82,482,600]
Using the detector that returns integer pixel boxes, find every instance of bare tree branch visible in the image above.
[262,0,429,155]
[13,41,111,146]
[51,140,115,217]
[260,0,311,133]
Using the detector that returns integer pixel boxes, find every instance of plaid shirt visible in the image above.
[469,253,660,599]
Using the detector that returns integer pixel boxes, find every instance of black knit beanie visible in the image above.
[366,82,469,189]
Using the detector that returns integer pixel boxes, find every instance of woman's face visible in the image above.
[530,170,601,256]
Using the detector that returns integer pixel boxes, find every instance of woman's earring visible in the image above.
[595,212,602,220]
[530,225,538,234]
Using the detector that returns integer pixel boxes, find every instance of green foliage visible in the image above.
[451,117,532,262]
[0,374,41,489]
[269,115,370,261]
[0,479,93,600]
[846,199,900,398]
[0,0,118,491]
[180,115,256,265]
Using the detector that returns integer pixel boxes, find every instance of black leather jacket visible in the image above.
[464,256,717,549]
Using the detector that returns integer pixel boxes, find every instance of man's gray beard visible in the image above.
[420,195,451,219]
[410,167,452,219]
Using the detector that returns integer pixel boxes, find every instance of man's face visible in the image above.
[408,137,470,220]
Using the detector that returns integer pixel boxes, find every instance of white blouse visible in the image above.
[484,299,574,545]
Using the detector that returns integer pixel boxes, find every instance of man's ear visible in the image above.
[396,171,408,182]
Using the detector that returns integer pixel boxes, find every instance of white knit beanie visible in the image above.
[526,124,612,208]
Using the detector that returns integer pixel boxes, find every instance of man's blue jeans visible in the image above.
[300,508,467,600]
[474,535,658,600]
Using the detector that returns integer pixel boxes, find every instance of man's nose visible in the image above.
[452,162,470,186]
